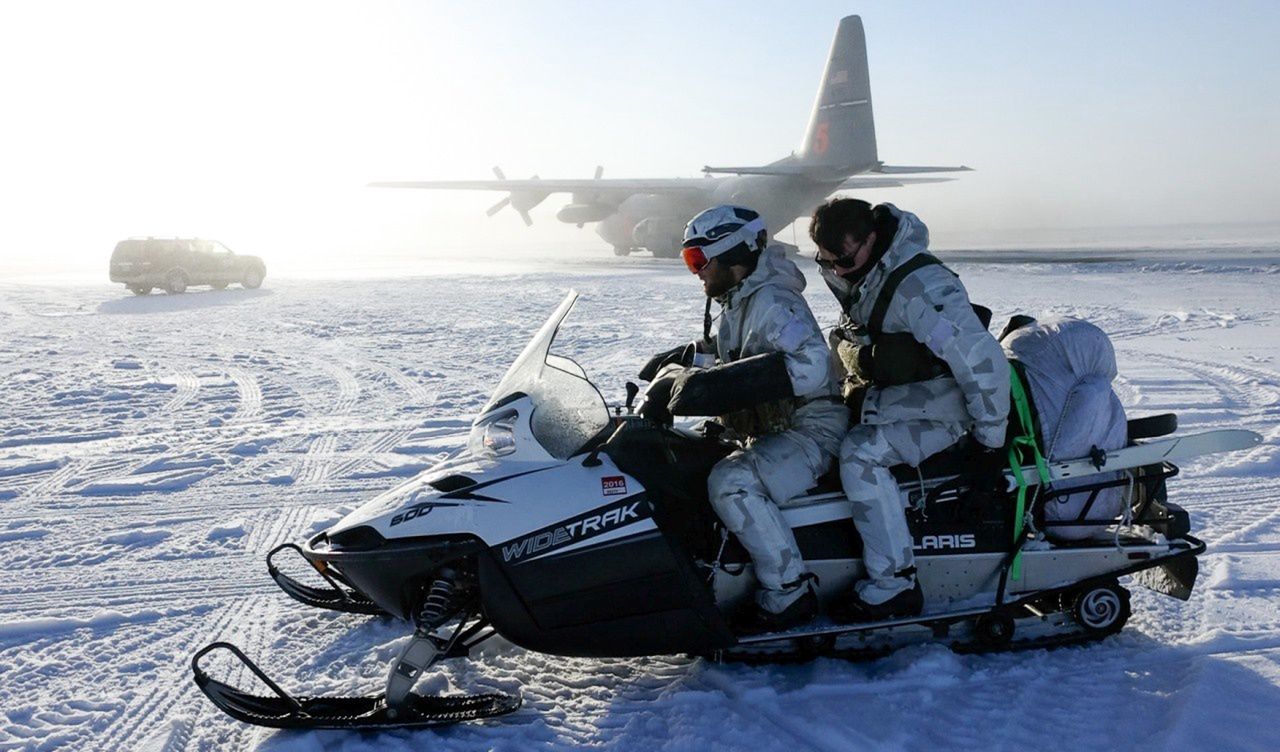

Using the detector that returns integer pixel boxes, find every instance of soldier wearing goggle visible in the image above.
[637,205,847,635]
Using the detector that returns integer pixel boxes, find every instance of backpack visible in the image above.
[1000,317,1128,540]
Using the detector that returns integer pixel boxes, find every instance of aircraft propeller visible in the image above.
[485,196,511,217]
[485,166,542,226]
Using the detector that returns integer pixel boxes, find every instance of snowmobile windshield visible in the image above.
[478,291,609,459]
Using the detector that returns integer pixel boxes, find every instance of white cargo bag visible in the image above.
[1002,317,1127,540]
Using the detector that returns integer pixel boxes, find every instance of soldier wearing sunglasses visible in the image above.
[811,198,1010,622]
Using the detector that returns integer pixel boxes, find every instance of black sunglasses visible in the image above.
[814,235,871,270]
[814,251,860,270]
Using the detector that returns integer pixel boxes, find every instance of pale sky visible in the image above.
[2,1,1278,274]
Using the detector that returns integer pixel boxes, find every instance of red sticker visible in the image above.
[601,476,627,496]
[813,122,830,155]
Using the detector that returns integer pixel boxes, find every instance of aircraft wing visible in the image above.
[871,164,973,174]
[368,178,714,196]
[834,176,957,190]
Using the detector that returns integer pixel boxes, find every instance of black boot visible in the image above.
[731,584,819,636]
[829,579,924,625]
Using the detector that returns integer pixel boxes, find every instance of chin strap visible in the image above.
[703,296,713,346]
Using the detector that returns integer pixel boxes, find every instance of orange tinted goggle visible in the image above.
[681,246,710,274]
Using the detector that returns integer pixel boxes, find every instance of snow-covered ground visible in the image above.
[1,253,1278,751]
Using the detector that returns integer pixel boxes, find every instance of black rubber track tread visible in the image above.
[716,617,1116,666]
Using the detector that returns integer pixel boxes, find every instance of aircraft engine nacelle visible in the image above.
[556,203,615,225]
[510,191,549,214]
[631,217,685,259]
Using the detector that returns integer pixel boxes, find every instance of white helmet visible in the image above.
[680,205,767,271]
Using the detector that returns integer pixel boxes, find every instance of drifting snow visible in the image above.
[0,252,1277,750]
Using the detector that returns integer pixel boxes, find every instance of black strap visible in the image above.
[867,254,953,336]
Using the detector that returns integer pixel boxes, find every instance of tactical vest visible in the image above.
[839,255,991,387]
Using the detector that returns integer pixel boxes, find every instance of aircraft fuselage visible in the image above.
[594,175,842,257]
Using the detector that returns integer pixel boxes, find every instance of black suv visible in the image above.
[109,238,267,295]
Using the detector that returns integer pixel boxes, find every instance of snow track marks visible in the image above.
[1,265,1276,751]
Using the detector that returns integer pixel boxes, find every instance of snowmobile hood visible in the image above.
[319,446,652,552]
[327,453,553,535]
[721,244,806,310]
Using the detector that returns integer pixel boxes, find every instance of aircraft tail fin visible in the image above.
[798,15,877,179]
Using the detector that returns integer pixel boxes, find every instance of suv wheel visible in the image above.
[164,270,188,294]
[242,268,264,289]
[128,285,152,296]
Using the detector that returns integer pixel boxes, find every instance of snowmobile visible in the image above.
[192,290,1262,731]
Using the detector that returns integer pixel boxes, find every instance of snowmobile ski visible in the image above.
[192,638,520,730]
[267,542,390,616]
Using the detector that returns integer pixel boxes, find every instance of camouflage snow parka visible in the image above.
[821,204,1010,450]
[714,245,847,440]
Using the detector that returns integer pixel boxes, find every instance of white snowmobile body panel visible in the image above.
[331,452,653,551]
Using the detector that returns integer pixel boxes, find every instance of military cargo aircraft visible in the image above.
[370,15,969,258]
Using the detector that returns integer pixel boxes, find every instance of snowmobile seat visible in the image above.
[889,435,978,485]
[1127,413,1177,441]
[802,435,978,497]
[805,466,842,496]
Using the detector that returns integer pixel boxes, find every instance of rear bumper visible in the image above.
[110,269,161,284]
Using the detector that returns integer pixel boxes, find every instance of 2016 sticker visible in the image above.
[601,476,627,496]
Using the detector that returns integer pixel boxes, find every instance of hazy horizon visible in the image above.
[5,219,1279,286]
[2,1,1278,276]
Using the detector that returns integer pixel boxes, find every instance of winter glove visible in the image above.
[638,343,696,382]
[638,367,682,425]
[668,352,794,417]
[843,382,868,424]
[836,339,866,380]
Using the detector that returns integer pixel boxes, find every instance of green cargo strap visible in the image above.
[867,254,953,335]
[1007,363,1051,580]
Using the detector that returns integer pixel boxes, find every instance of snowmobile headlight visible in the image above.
[469,409,517,458]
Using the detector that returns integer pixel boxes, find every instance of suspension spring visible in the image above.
[414,568,465,632]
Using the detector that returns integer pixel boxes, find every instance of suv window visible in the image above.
[111,240,146,261]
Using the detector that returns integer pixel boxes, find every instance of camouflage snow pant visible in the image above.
[709,404,847,613]
[840,418,968,604]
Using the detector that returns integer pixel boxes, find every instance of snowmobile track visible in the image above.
[161,365,202,412]
[225,365,263,423]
